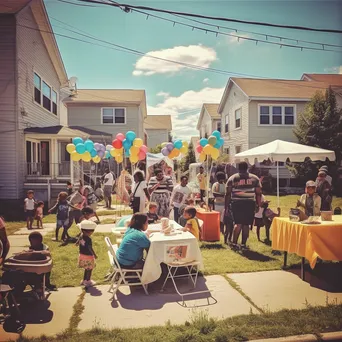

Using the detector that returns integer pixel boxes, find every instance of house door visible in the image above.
[41,141,50,176]
[26,140,41,175]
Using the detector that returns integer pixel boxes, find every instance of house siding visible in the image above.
[198,108,220,138]
[221,83,249,161]
[248,100,306,148]
[67,104,144,140]
[0,15,17,199]
[146,129,168,148]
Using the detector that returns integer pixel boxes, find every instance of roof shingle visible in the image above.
[203,104,220,118]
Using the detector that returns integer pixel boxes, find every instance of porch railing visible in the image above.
[26,162,70,178]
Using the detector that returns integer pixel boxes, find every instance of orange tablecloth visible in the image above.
[271,216,342,269]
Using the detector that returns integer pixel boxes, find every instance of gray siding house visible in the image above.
[144,115,172,148]
[196,104,221,139]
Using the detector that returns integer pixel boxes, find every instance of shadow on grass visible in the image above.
[240,249,276,262]
[200,243,225,250]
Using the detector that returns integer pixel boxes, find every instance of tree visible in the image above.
[181,142,196,172]
[149,144,162,154]
[291,88,342,177]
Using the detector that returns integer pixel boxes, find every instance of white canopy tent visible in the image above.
[234,140,336,206]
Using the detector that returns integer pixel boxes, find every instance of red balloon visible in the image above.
[138,150,146,161]
[196,145,203,153]
[140,145,148,153]
[112,139,122,149]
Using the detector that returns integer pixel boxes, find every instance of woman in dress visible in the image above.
[131,171,150,214]
[148,168,174,217]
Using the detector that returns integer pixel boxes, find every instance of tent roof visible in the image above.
[235,140,335,163]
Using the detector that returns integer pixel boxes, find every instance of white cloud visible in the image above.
[324,66,342,74]
[157,91,170,98]
[147,86,224,141]
[133,45,217,76]
[203,78,209,83]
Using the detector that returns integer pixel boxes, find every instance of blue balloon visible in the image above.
[84,140,94,152]
[105,151,110,159]
[174,140,183,149]
[126,131,136,142]
[90,148,97,158]
[214,142,220,149]
[200,138,208,147]
[125,150,130,157]
[73,137,83,145]
[212,130,221,139]
[76,143,86,154]
[123,139,132,151]
[218,137,224,147]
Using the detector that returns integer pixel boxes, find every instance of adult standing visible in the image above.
[131,171,150,214]
[319,165,332,185]
[225,162,261,248]
[316,170,332,211]
[212,172,226,233]
[102,168,115,209]
[170,176,191,223]
[148,168,174,218]
[197,166,207,202]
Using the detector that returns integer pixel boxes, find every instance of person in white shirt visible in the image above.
[102,169,115,209]
[170,176,191,223]
[24,190,36,230]
[212,172,226,233]
[131,171,150,213]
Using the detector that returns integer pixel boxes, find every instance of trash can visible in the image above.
[196,208,220,242]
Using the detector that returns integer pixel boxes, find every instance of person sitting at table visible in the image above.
[116,213,151,269]
[179,199,195,227]
[182,206,201,241]
[297,180,321,217]
[146,202,160,224]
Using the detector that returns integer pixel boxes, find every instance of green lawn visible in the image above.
[18,303,342,342]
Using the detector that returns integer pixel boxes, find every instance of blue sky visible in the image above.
[45,0,342,140]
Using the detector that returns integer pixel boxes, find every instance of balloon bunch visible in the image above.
[161,140,188,159]
[110,131,148,164]
[67,137,105,163]
[196,130,223,162]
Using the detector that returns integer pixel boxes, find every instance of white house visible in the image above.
[196,104,220,138]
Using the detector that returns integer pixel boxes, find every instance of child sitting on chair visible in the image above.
[146,202,160,224]
[297,180,321,218]
[182,206,201,241]
[179,199,195,227]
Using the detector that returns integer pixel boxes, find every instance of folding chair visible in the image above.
[161,245,210,305]
[104,237,148,300]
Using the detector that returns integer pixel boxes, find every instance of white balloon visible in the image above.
[106,144,112,151]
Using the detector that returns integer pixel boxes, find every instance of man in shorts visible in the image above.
[102,168,115,209]
[225,162,261,248]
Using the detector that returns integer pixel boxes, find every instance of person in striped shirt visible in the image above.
[225,162,261,248]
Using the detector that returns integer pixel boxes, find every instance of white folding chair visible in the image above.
[161,245,210,305]
[104,237,148,300]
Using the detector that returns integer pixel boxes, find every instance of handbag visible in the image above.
[129,182,141,209]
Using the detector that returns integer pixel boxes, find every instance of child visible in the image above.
[263,203,281,243]
[81,206,95,222]
[24,190,36,229]
[0,216,10,265]
[76,220,97,287]
[48,192,74,242]
[182,206,201,241]
[297,180,321,218]
[28,232,57,291]
[197,166,207,202]
[146,202,160,224]
[35,201,44,229]
[179,199,195,227]
[212,172,226,233]
[83,186,100,223]
[67,181,74,196]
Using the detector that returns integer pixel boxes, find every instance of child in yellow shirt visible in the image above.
[182,206,201,241]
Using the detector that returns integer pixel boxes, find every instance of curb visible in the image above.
[248,331,342,342]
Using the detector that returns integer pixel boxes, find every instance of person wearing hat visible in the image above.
[76,220,97,287]
[297,181,321,217]
[316,171,332,211]
[318,166,332,185]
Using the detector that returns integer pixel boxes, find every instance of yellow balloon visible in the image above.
[180,146,188,154]
[71,151,81,162]
[116,154,123,163]
[92,155,101,163]
[130,146,139,155]
[203,144,213,155]
[182,141,188,148]
[130,154,138,164]
[199,152,206,162]
[110,148,116,157]
[211,148,219,160]
[133,138,143,148]
[82,151,91,162]
[66,143,76,154]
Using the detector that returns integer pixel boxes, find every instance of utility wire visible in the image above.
[53,0,99,7]
[75,0,342,34]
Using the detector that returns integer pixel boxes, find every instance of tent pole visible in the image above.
[276,161,280,208]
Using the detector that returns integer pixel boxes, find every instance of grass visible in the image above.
[16,303,342,342]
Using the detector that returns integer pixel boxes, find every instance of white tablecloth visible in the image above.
[141,231,204,285]
[112,220,183,235]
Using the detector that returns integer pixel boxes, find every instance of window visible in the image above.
[224,148,229,155]
[225,115,229,133]
[52,90,57,115]
[42,81,51,111]
[235,108,241,129]
[217,121,221,132]
[101,108,126,124]
[34,73,41,104]
[235,145,241,154]
[259,105,295,126]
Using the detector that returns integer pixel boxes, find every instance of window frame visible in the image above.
[34,73,41,105]
[234,107,242,129]
[258,104,296,126]
[235,145,242,154]
[33,71,58,116]
[224,114,229,133]
[217,121,221,133]
[101,107,127,125]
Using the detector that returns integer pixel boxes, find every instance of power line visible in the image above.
[53,0,99,7]
[75,0,342,34]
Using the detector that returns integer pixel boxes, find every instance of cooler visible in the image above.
[196,208,220,242]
